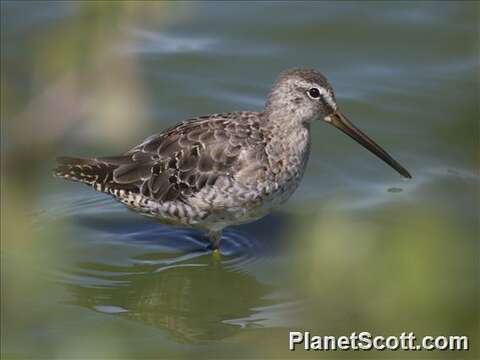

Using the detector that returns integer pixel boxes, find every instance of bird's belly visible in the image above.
[188,173,303,227]
[117,171,304,231]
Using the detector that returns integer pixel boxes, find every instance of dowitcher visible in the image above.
[55,68,411,251]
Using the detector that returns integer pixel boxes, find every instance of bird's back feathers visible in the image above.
[54,112,266,204]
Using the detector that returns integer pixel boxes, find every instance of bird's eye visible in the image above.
[308,88,321,99]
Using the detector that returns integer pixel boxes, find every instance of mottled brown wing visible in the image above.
[103,113,265,203]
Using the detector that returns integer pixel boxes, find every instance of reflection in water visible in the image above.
[54,197,290,343]
[65,259,272,343]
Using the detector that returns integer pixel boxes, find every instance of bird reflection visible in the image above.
[66,254,271,343]
[62,213,289,343]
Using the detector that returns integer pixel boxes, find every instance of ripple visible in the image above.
[123,29,217,55]
[46,192,288,342]
[44,190,288,289]
[38,188,295,343]
[94,305,129,314]
[329,164,479,212]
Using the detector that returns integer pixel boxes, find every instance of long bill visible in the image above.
[325,111,412,179]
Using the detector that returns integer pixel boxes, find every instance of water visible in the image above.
[2,2,478,358]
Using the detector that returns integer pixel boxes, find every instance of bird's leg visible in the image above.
[208,230,222,253]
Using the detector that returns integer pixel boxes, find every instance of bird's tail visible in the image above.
[53,156,113,189]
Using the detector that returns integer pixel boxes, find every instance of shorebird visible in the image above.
[55,68,411,252]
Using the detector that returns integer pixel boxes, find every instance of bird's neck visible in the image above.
[261,112,311,177]
[261,110,311,140]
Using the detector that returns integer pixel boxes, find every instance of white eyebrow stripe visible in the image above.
[318,87,337,110]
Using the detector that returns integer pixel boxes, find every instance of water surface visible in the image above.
[2,1,478,358]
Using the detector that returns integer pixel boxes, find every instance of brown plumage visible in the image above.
[55,112,265,203]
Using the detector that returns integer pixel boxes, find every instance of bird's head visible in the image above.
[266,68,411,178]
[266,68,337,123]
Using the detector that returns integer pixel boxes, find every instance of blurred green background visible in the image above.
[1,1,478,359]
